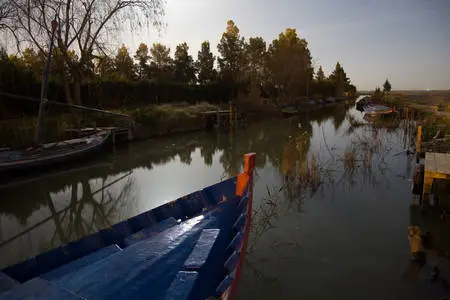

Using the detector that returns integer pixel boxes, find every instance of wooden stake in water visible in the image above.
[34,19,58,145]
[416,125,422,154]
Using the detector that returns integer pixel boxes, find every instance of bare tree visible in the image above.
[0,0,18,45]
[8,0,164,104]
[0,1,9,29]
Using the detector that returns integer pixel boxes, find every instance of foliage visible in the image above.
[134,43,150,80]
[149,43,173,82]
[173,42,196,84]
[1,20,358,110]
[217,20,246,82]
[383,79,391,93]
[0,102,218,146]
[437,100,447,112]
[95,55,116,79]
[329,62,354,97]
[7,0,164,104]
[245,37,267,95]
[373,87,383,101]
[196,41,216,84]
[316,66,325,81]
[266,28,313,103]
[115,44,135,81]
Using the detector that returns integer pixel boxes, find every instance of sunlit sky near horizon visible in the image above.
[122,0,450,91]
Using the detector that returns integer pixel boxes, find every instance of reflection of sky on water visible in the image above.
[1,102,440,299]
[131,148,225,213]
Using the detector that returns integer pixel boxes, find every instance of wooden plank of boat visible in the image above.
[0,131,110,173]
[0,153,257,300]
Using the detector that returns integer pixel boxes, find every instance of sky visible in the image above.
[122,0,450,91]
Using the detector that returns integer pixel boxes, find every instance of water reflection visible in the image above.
[0,99,424,295]
[0,171,137,267]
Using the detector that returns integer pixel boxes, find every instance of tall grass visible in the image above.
[0,102,219,147]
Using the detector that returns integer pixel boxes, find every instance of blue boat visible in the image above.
[0,153,257,300]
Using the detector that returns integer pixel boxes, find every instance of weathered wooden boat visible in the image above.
[0,153,256,300]
[363,104,395,116]
[0,131,110,173]
[281,105,299,116]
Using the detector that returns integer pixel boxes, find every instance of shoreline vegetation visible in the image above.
[1,20,358,147]
[364,89,450,153]
[0,98,354,148]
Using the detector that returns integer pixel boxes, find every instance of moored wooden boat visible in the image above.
[0,131,110,173]
[0,153,257,300]
[363,104,395,115]
[281,105,299,116]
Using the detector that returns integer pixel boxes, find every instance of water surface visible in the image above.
[0,101,446,299]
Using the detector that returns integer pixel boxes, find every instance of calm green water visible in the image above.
[0,100,447,299]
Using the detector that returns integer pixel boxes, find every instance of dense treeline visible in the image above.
[0,20,356,109]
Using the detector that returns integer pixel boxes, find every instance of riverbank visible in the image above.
[382,91,450,115]
[0,102,218,147]
[0,98,355,148]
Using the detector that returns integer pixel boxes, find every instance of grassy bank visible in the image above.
[382,91,450,114]
[0,102,218,147]
[0,97,355,147]
[380,91,450,153]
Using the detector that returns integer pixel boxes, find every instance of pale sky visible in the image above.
[122,0,450,91]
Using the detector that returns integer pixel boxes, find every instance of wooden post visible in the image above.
[422,172,432,207]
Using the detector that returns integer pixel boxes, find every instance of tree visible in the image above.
[173,42,196,84]
[383,79,391,93]
[8,0,164,104]
[150,43,171,69]
[134,43,150,80]
[373,87,382,101]
[217,20,246,82]
[329,62,351,97]
[21,48,44,80]
[95,55,115,79]
[316,65,325,82]
[115,44,135,80]
[245,37,266,89]
[0,0,12,31]
[149,43,173,81]
[266,28,313,103]
[196,41,216,84]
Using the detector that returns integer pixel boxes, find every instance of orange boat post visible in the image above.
[228,153,256,300]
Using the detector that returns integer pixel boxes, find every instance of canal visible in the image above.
[0,100,447,299]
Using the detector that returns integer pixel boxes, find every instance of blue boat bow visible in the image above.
[0,153,257,300]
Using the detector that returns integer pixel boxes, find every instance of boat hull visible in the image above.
[0,132,110,174]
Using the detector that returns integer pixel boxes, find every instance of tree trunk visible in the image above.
[63,74,73,104]
[73,80,81,105]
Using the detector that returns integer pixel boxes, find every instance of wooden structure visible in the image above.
[201,109,245,129]
[422,152,450,202]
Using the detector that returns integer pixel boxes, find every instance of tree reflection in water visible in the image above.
[0,101,419,272]
[0,172,137,267]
